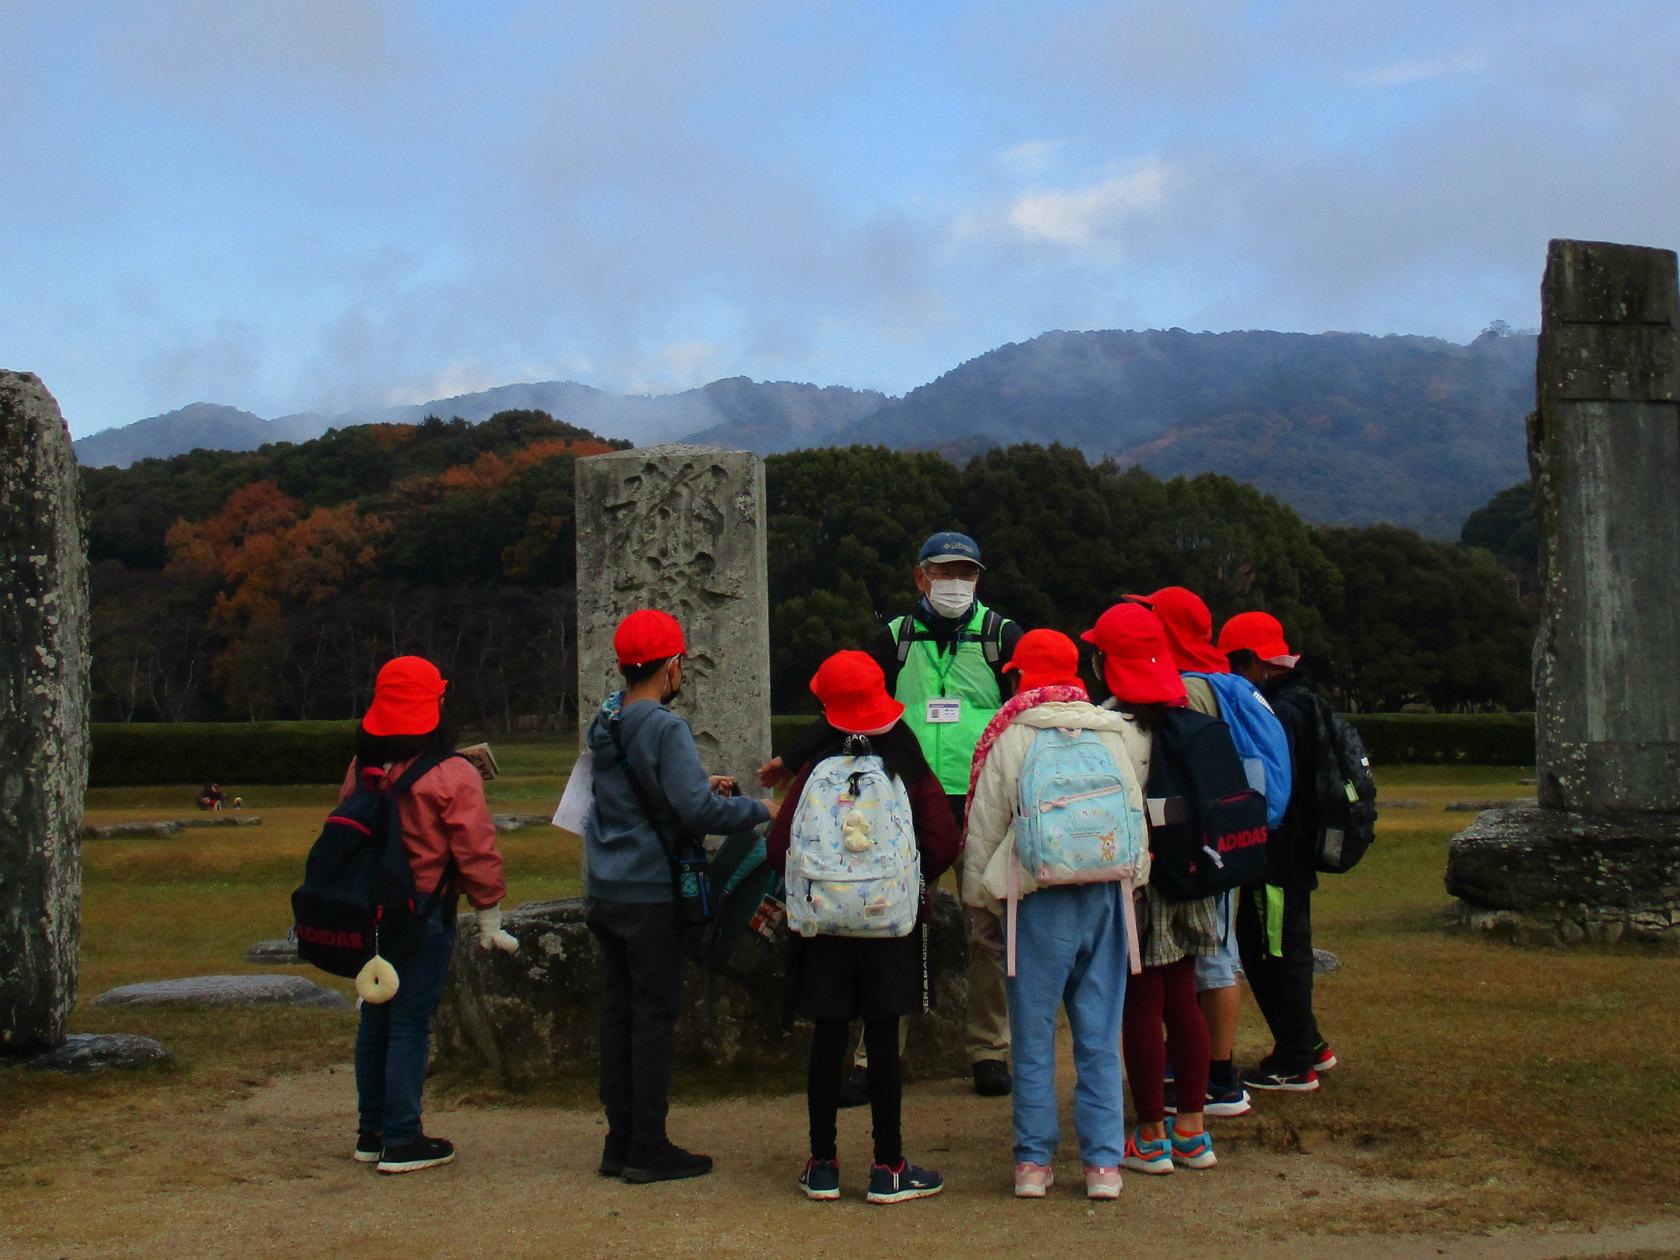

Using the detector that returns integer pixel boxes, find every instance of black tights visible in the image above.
[808,1017,902,1166]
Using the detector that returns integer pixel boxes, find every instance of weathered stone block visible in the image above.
[0,372,89,1051]
[12,1032,172,1074]
[574,446,771,786]
[92,975,350,1010]
[1541,239,1679,325]
[434,893,973,1086]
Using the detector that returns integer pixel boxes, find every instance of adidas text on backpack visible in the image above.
[291,754,459,977]
[1144,708,1271,902]
[786,749,920,939]
[1007,726,1147,977]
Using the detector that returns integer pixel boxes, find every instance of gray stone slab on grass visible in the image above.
[491,813,553,832]
[1446,799,1519,812]
[83,816,262,840]
[93,974,349,1010]
[1313,948,1341,975]
[244,939,301,965]
[14,1033,172,1073]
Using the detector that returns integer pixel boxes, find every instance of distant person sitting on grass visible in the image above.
[342,655,519,1175]
[197,782,226,811]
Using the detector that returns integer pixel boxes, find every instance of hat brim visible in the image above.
[827,695,907,736]
[1100,656,1187,707]
[1265,653,1301,669]
[921,553,985,569]
[362,700,441,738]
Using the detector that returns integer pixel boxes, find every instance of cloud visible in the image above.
[382,361,500,408]
[1004,161,1171,248]
[996,139,1067,173]
[1343,54,1486,89]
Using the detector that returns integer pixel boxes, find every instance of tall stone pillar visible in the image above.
[1,372,90,1050]
[574,444,772,784]
[1447,242,1680,947]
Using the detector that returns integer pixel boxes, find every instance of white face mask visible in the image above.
[927,578,977,619]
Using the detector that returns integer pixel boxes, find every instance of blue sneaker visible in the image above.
[866,1159,944,1204]
[1168,1124,1217,1170]
[799,1157,840,1201]
[1121,1128,1173,1176]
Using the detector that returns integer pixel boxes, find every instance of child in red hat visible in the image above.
[765,650,958,1204]
[338,655,517,1175]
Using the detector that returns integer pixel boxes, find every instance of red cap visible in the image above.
[614,609,687,667]
[1146,586,1228,674]
[1003,629,1085,694]
[1080,604,1188,706]
[363,656,447,737]
[810,651,905,736]
[1217,610,1299,668]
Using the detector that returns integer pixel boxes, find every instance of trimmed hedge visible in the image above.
[1347,713,1533,766]
[91,721,358,787]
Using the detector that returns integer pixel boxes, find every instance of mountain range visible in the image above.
[72,327,1536,537]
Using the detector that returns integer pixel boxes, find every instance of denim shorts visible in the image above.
[1194,891,1241,991]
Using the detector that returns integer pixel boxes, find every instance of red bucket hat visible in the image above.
[363,656,447,737]
[1080,604,1187,706]
[614,609,687,667]
[1217,610,1300,668]
[1003,629,1085,694]
[810,651,905,736]
[1144,586,1228,674]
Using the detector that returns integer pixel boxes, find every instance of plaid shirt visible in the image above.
[1136,883,1222,969]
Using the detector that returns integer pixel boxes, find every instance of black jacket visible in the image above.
[1260,669,1321,892]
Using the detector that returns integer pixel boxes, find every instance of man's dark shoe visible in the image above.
[1241,1057,1320,1093]
[599,1135,630,1177]
[621,1141,714,1183]
[837,1065,870,1109]
[353,1131,382,1163]
[973,1059,1011,1097]
[376,1135,455,1174]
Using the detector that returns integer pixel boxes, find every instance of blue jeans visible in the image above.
[1005,882,1129,1167]
[354,912,455,1145]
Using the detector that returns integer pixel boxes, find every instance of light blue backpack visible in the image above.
[786,754,920,939]
[1184,672,1293,828]
[1008,726,1146,976]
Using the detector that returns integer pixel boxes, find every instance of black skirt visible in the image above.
[788,926,929,1022]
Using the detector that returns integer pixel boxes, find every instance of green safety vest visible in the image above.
[889,601,1004,795]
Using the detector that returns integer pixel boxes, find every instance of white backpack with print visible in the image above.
[786,754,920,939]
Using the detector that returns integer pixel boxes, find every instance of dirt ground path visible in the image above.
[6,1066,1678,1260]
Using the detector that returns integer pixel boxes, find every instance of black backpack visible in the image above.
[1143,708,1271,901]
[291,753,459,978]
[1304,695,1378,874]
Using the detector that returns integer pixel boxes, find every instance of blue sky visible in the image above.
[4,0,1677,438]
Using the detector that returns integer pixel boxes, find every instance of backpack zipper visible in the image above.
[1037,783,1129,812]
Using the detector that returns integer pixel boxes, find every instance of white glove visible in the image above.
[475,905,520,954]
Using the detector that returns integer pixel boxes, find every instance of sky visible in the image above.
[4,0,1678,439]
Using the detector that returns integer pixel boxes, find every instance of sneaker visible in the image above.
[599,1135,630,1178]
[622,1141,713,1184]
[972,1059,1012,1097]
[1313,1042,1339,1072]
[1164,1079,1253,1118]
[837,1065,870,1109]
[799,1158,840,1201]
[1084,1166,1122,1200]
[1014,1162,1054,1198]
[1241,1059,1321,1092]
[1121,1129,1173,1176]
[353,1131,382,1164]
[866,1159,944,1204]
[1168,1124,1217,1170]
[376,1135,455,1174]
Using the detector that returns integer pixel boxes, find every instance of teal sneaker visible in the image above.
[799,1157,840,1201]
[866,1159,944,1204]
[1121,1129,1173,1176]
[1169,1124,1217,1170]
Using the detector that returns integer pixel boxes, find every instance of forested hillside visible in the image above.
[82,410,1534,728]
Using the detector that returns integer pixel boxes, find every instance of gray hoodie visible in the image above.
[583,696,770,904]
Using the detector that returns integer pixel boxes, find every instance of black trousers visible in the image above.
[1234,881,1323,1074]
[809,1016,903,1166]
[586,898,686,1151]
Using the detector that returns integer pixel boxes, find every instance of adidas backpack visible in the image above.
[1007,725,1147,977]
[1144,708,1271,901]
[1184,672,1294,828]
[786,750,920,940]
[291,753,459,978]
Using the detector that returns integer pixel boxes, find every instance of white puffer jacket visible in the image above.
[961,700,1153,916]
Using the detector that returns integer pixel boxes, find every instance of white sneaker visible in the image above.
[1014,1161,1054,1198]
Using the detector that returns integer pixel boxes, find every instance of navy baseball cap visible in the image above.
[918,531,984,569]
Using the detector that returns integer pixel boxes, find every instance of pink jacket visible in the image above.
[338,756,507,909]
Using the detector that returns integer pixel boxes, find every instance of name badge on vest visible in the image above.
[925,698,962,725]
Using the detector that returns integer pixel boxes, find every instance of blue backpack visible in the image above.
[1008,725,1146,977]
[1185,672,1293,829]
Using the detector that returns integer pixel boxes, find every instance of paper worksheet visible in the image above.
[551,750,594,834]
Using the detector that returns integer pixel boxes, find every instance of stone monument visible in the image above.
[1,372,90,1050]
[1447,241,1680,946]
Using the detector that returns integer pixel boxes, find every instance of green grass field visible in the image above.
[4,751,1679,1237]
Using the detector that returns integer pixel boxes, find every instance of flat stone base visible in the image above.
[1446,804,1680,948]
[6,1033,172,1074]
[434,892,973,1087]
[92,975,350,1009]
[244,938,301,965]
